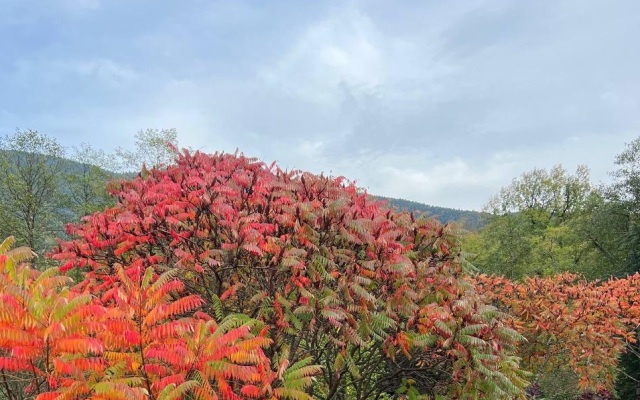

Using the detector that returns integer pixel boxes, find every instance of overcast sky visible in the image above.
[1,0,639,210]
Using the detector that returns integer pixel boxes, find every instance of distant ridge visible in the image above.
[376,196,487,231]
[0,149,487,230]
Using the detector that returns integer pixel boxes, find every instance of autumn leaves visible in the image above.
[0,239,274,400]
[1,150,637,399]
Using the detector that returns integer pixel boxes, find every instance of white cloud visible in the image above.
[3,0,640,210]
[296,139,326,158]
[261,8,385,105]
[369,154,518,210]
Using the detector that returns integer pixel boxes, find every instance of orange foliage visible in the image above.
[475,272,640,391]
[0,237,273,399]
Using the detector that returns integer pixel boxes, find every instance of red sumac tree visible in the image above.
[54,150,527,399]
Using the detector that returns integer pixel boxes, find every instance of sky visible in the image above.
[1,0,639,210]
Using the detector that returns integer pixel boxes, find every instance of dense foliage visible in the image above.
[6,129,640,399]
[464,165,617,280]
[51,150,527,399]
[465,143,640,398]
[0,235,277,399]
[475,273,640,393]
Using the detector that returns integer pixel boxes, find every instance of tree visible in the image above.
[601,136,640,399]
[467,165,612,279]
[116,128,179,171]
[63,142,115,218]
[604,136,640,275]
[0,129,66,255]
[54,150,528,399]
[570,192,629,277]
[485,165,591,220]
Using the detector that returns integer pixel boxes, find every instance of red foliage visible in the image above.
[52,150,527,398]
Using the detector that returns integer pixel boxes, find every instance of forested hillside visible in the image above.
[379,196,486,230]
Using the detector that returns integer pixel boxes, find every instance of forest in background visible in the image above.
[2,128,640,399]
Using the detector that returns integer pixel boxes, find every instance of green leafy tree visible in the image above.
[569,191,629,277]
[485,165,591,221]
[116,128,179,171]
[605,136,640,274]
[465,146,640,397]
[468,165,602,279]
[64,142,115,217]
[603,136,640,399]
[0,129,66,255]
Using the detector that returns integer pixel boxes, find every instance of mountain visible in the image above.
[377,196,487,230]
